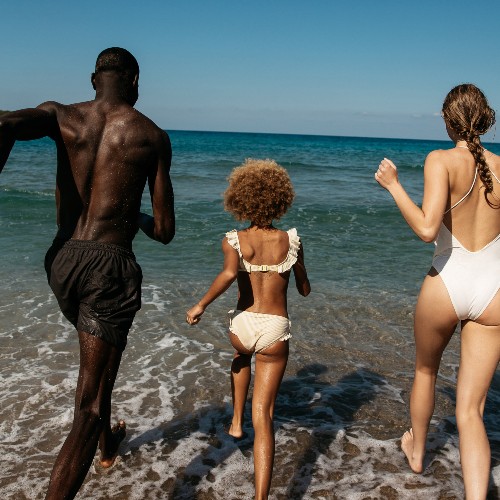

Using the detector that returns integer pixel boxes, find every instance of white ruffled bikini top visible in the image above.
[226,228,301,273]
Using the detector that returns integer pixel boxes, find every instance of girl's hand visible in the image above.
[186,303,205,325]
[375,158,398,190]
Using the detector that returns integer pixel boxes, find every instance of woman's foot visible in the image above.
[401,428,424,473]
[100,420,126,468]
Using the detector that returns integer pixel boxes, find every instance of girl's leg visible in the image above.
[456,320,500,500]
[229,332,252,438]
[402,272,458,473]
[252,340,289,500]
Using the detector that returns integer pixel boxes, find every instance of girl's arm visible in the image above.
[293,243,311,297]
[374,153,449,242]
[186,237,239,325]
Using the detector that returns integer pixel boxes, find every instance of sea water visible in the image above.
[1,131,499,499]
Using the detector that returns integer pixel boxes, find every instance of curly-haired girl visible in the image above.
[186,158,310,499]
[375,84,499,499]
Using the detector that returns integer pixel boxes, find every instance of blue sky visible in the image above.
[2,0,499,140]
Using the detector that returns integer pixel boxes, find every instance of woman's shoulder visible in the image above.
[424,148,465,172]
[426,148,455,161]
[485,149,500,164]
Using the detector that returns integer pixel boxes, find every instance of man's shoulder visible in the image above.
[38,100,95,124]
[131,109,171,147]
[38,100,92,112]
[131,108,168,134]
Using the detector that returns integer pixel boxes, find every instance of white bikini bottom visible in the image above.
[228,310,291,353]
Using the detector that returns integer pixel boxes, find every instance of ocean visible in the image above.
[1,131,499,499]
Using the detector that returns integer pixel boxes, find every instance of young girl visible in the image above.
[186,158,310,500]
[375,84,499,500]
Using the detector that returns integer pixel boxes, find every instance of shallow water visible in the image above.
[0,131,499,499]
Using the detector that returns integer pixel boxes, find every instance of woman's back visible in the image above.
[443,148,500,251]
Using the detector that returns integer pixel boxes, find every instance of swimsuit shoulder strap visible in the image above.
[286,228,301,258]
[490,169,500,184]
[270,228,300,273]
[225,229,242,257]
[444,168,478,214]
[233,228,302,273]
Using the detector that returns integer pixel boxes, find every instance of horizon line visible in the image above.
[163,128,500,146]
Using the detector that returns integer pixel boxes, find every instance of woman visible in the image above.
[186,158,310,499]
[375,84,499,499]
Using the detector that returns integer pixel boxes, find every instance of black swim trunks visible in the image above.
[45,239,142,351]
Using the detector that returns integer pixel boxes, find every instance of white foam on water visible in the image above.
[1,282,498,498]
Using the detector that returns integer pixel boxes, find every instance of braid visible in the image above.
[466,135,493,195]
[442,84,497,204]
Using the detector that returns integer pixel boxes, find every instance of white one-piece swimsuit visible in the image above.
[432,169,500,320]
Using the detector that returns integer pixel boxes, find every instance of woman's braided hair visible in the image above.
[442,84,496,204]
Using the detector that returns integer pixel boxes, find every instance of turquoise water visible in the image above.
[1,131,499,499]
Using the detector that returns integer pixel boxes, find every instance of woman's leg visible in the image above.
[402,272,458,473]
[252,340,289,500]
[228,332,252,438]
[456,320,500,500]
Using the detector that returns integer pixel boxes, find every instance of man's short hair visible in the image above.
[95,47,139,77]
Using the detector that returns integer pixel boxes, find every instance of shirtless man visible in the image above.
[0,47,175,499]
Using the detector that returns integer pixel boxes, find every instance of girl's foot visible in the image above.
[224,423,247,440]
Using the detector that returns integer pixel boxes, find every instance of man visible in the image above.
[0,47,175,499]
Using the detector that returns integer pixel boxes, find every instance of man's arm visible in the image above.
[0,105,58,174]
[138,130,175,244]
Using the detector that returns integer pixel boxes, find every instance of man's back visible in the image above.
[45,98,170,248]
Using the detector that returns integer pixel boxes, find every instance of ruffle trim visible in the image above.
[225,228,301,273]
[225,229,241,256]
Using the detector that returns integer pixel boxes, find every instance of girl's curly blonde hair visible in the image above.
[224,159,295,227]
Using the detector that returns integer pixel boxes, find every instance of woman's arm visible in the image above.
[186,237,240,324]
[375,152,449,242]
[293,243,311,297]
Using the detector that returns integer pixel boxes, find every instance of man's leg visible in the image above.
[97,337,126,467]
[45,331,123,500]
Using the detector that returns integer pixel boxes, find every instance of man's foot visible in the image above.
[100,420,126,468]
[224,423,247,440]
[401,428,423,473]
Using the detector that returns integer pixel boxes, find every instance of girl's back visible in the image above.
[234,228,294,317]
